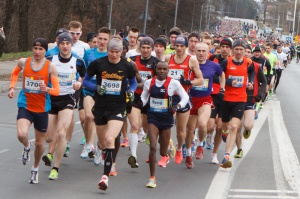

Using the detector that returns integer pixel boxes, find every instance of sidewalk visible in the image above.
[0,61,20,93]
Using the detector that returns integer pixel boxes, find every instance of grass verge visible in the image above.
[0,52,32,62]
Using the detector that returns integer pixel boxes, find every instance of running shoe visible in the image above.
[243,130,251,139]
[234,149,243,158]
[254,111,258,120]
[42,153,53,167]
[185,155,194,169]
[273,89,276,93]
[221,130,229,142]
[48,169,58,180]
[146,178,156,188]
[195,146,204,160]
[109,163,117,176]
[80,144,88,159]
[269,89,273,96]
[94,147,102,165]
[87,145,95,158]
[138,131,145,142]
[98,175,109,190]
[64,143,70,157]
[206,134,214,150]
[28,170,38,184]
[167,139,176,158]
[220,155,232,168]
[158,156,169,168]
[260,103,264,109]
[22,148,30,165]
[211,153,219,164]
[182,143,187,158]
[174,150,183,164]
[79,136,86,145]
[120,138,129,147]
[145,134,150,145]
[128,155,139,168]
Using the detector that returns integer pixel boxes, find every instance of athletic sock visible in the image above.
[129,133,138,157]
[186,148,192,156]
[103,148,114,176]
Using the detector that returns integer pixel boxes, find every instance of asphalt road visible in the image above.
[0,59,299,199]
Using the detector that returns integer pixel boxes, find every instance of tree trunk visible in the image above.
[2,0,15,53]
[48,0,72,42]
[18,0,30,52]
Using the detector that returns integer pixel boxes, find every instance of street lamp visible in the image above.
[174,0,178,27]
[108,0,113,30]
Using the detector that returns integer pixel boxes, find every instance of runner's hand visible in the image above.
[8,88,15,99]
[180,75,192,85]
[96,85,106,95]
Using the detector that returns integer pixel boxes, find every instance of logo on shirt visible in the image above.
[70,66,74,69]
[160,89,165,92]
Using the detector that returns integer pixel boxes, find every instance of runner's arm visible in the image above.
[141,79,150,106]
[48,63,60,96]
[189,57,203,86]
[174,80,189,108]
[9,58,25,89]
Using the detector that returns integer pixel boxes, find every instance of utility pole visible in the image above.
[199,4,203,33]
[292,0,297,38]
[143,0,149,33]
[108,0,113,30]
[174,0,179,27]
[191,0,196,32]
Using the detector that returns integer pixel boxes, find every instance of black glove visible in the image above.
[96,85,106,95]
[217,88,225,101]
[180,75,192,85]
[254,94,262,102]
[168,105,178,114]
[126,90,134,103]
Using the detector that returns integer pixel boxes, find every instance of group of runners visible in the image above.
[9,20,286,190]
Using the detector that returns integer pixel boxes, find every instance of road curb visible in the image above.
[0,81,21,93]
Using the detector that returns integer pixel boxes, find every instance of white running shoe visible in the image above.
[211,153,219,164]
[28,170,38,184]
[80,144,88,159]
[94,147,103,165]
[138,132,145,142]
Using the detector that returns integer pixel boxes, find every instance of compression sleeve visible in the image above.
[83,74,97,91]
[10,66,22,89]
[48,76,60,96]
[128,77,137,92]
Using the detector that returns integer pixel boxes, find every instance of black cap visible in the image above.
[87,32,96,42]
[252,46,261,52]
[55,28,68,37]
[220,38,232,48]
[154,38,167,49]
[33,38,48,52]
[232,40,246,49]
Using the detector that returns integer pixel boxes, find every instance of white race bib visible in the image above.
[168,69,184,80]
[101,79,122,95]
[229,75,244,88]
[139,71,152,82]
[58,72,75,87]
[192,79,209,91]
[150,97,168,112]
[25,78,44,93]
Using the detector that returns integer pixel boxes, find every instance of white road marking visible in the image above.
[0,149,9,154]
[75,121,81,124]
[268,101,300,195]
[205,104,269,199]
[228,195,298,198]
[230,189,298,194]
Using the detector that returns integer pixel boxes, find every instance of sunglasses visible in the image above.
[70,31,81,35]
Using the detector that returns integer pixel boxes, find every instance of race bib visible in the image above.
[58,72,75,87]
[25,77,44,93]
[101,79,122,95]
[192,79,209,91]
[168,69,184,80]
[229,75,244,88]
[150,97,168,112]
[139,71,152,82]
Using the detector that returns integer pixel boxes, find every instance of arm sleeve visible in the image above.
[265,59,271,76]
[174,80,189,108]
[128,77,137,92]
[83,75,97,91]
[257,67,267,98]
[247,63,255,83]
[10,66,22,89]
[48,76,60,96]
[141,79,150,106]
[76,59,86,78]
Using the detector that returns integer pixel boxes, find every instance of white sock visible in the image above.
[186,148,192,156]
[32,166,38,172]
[129,133,138,157]
[140,128,144,135]
[24,143,30,151]
[198,141,203,147]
